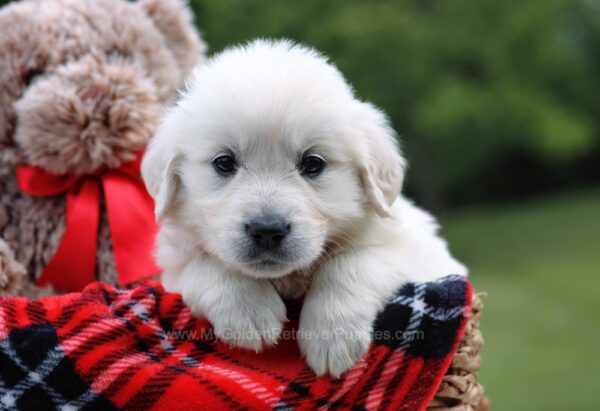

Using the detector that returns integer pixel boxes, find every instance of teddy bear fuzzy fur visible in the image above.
[0,0,206,298]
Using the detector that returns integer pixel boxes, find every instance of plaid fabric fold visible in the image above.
[0,275,471,410]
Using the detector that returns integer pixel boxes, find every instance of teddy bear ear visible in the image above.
[138,0,207,81]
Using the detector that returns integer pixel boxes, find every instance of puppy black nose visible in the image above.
[245,216,291,250]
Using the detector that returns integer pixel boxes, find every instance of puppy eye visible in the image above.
[212,154,237,175]
[300,154,326,177]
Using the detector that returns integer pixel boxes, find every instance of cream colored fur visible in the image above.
[143,40,467,377]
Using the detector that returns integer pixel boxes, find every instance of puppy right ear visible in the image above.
[142,118,179,220]
[355,103,406,218]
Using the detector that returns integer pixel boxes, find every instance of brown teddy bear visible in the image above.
[0,0,206,298]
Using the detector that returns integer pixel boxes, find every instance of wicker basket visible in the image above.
[428,294,488,411]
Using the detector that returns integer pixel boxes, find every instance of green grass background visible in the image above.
[442,189,600,410]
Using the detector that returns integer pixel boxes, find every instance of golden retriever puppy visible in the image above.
[142,39,467,377]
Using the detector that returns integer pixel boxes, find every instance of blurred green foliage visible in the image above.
[191,0,600,208]
[0,0,598,208]
[444,188,600,410]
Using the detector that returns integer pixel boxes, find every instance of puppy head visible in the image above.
[143,40,405,278]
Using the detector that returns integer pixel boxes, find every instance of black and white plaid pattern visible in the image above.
[0,276,470,411]
[373,274,468,358]
[0,323,117,411]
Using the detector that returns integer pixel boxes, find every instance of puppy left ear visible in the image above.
[142,113,180,220]
[356,103,406,217]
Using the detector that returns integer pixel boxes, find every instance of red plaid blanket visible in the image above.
[0,275,471,410]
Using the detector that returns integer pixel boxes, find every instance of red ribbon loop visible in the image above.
[16,152,160,292]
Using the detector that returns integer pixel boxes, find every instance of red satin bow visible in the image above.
[16,152,160,292]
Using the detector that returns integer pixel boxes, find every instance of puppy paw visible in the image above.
[299,304,372,378]
[204,282,286,352]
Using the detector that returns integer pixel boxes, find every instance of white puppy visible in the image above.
[142,39,467,377]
